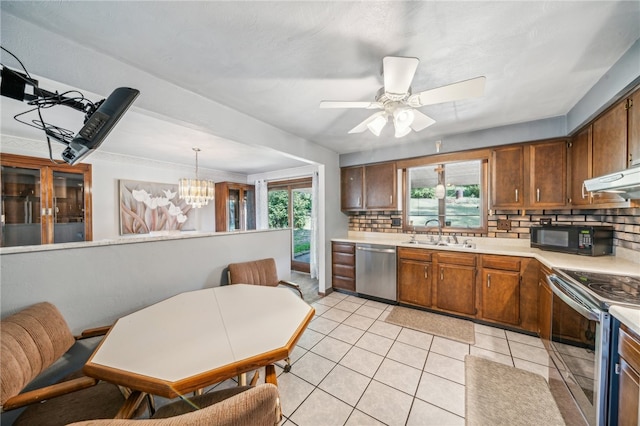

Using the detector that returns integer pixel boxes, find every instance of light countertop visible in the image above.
[610,305,640,336]
[0,228,286,255]
[334,232,640,331]
[333,232,640,277]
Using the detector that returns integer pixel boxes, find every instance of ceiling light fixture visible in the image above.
[367,114,387,136]
[393,107,415,138]
[179,147,214,208]
[434,165,446,200]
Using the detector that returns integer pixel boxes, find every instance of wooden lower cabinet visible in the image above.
[618,325,640,426]
[538,265,553,342]
[434,252,477,316]
[397,247,432,307]
[481,268,520,325]
[332,242,356,292]
[396,247,542,334]
[479,255,521,326]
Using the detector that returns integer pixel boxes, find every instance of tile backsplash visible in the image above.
[347,208,640,251]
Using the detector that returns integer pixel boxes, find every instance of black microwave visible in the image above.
[530,225,614,256]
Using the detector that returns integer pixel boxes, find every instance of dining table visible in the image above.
[83,284,315,418]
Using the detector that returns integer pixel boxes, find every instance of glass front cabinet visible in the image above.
[1,153,92,247]
[214,182,256,232]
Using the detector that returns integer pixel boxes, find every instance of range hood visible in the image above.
[584,166,640,200]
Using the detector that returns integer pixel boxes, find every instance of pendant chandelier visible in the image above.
[178,147,214,208]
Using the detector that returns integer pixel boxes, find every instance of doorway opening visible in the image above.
[267,177,312,273]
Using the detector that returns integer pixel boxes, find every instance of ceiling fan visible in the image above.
[320,56,486,138]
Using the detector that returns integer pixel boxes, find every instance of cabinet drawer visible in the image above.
[620,325,640,373]
[398,247,432,262]
[436,252,476,266]
[332,276,355,291]
[333,264,355,279]
[481,255,521,271]
[332,252,355,266]
[332,242,355,254]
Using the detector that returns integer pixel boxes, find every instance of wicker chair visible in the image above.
[67,366,282,426]
[227,258,304,299]
[0,302,140,425]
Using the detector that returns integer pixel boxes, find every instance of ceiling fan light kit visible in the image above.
[320,56,486,138]
[367,114,387,137]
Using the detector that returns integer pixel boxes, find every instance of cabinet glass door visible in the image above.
[1,153,93,247]
[1,166,42,247]
[228,188,240,231]
[53,171,85,243]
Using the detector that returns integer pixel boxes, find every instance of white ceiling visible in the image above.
[1,1,639,174]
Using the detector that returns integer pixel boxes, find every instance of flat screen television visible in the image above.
[60,87,140,165]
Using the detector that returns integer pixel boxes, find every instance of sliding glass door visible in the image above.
[267,178,312,273]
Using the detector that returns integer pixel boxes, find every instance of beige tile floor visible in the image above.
[198,291,552,426]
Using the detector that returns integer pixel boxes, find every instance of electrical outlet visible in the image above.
[497,219,512,231]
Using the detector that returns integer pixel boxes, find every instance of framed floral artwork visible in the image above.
[119,179,195,235]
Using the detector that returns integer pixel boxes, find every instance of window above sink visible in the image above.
[404,157,488,234]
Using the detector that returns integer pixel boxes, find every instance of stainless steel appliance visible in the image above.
[546,269,640,425]
[355,243,397,302]
[530,225,613,256]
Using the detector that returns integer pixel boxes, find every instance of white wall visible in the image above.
[1,229,292,333]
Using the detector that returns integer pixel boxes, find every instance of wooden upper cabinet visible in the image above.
[340,162,396,211]
[528,140,567,207]
[340,167,364,211]
[364,163,396,210]
[491,146,524,208]
[593,98,628,177]
[569,126,593,206]
[628,89,640,168]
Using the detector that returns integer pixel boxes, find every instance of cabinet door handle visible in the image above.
[424,266,429,279]
[515,189,519,202]
[487,273,491,288]
[357,197,361,206]
[440,268,444,281]
[536,188,540,202]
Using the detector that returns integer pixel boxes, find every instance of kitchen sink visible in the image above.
[402,240,476,249]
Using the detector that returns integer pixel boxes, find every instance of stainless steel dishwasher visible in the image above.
[355,243,397,301]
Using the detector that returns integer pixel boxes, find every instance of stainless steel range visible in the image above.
[556,269,640,307]
[546,269,640,426]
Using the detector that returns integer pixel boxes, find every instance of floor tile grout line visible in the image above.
[298,294,553,425]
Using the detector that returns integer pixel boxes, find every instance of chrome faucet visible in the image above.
[424,219,442,243]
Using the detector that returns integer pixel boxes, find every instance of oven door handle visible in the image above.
[546,275,600,322]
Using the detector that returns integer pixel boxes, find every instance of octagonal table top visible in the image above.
[83,284,314,398]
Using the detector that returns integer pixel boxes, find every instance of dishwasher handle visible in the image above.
[356,246,396,254]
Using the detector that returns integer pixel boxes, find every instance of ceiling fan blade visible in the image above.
[383,56,419,96]
[410,76,486,107]
[348,111,387,134]
[319,101,382,109]
[410,110,436,132]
